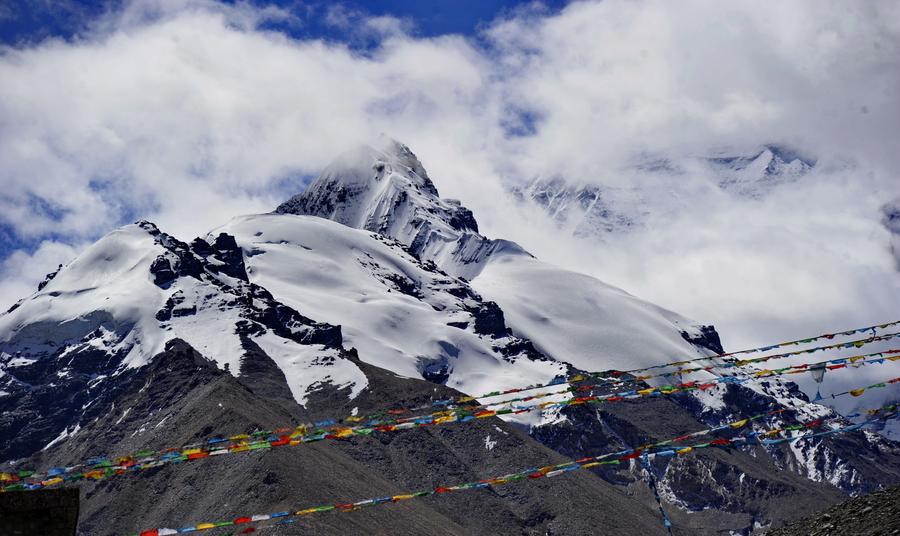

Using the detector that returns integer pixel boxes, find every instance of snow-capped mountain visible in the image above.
[512,144,816,240]
[1,139,898,536]
[708,145,815,198]
[275,138,720,373]
[0,138,720,461]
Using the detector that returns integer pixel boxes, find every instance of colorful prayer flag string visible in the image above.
[6,352,898,493]
[129,406,899,536]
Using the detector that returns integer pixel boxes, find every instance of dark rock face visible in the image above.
[530,378,900,534]
[149,256,177,288]
[37,264,63,292]
[680,325,724,355]
[446,203,479,234]
[0,328,133,462]
[207,232,249,280]
[767,485,900,536]
[470,301,510,339]
[418,356,452,385]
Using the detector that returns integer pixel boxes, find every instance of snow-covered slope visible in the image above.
[470,250,714,372]
[213,213,565,396]
[0,220,364,455]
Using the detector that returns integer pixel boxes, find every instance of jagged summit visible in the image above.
[276,138,475,232]
[708,144,815,197]
[275,138,522,279]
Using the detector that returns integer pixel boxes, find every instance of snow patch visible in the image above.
[42,423,81,451]
[252,331,367,406]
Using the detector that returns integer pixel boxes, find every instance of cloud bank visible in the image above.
[0,0,898,369]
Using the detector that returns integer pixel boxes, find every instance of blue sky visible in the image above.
[0,0,567,46]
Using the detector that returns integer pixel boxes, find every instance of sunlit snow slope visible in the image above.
[0,221,365,408]
[214,213,565,396]
[470,251,711,372]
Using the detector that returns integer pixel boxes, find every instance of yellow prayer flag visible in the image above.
[730,419,749,429]
[850,388,866,397]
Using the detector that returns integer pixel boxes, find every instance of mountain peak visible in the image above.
[275,139,518,278]
[275,138,470,229]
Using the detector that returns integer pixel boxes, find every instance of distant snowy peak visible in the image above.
[511,144,817,239]
[708,144,816,197]
[511,177,643,238]
[276,138,526,279]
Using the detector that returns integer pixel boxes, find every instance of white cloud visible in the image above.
[0,0,897,357]
[0,241,84,310]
